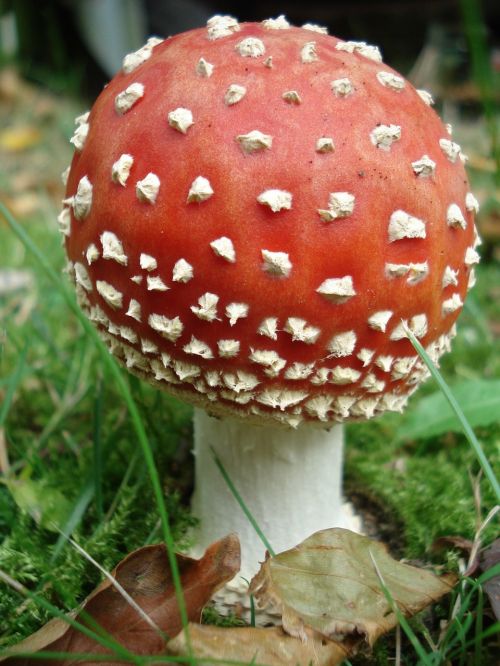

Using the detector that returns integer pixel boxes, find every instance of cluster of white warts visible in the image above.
[65,206,478,425]
[61,15,481,424]
[72,260,459,426]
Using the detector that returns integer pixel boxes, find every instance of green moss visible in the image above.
[346,419,499,557]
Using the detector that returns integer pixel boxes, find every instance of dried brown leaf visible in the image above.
[251,528,456,647]
[167,623,348,666]
[431,536,475,556]
[3,534,240,665]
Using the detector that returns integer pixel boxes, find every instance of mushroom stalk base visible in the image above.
[190,409,361,620]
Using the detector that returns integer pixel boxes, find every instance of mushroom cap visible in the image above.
[62,17,479,428]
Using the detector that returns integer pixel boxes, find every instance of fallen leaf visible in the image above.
[432,536,474,555]
[250,528,456,647]
[168,623,348,666]
[2,534,240,665]
[480,539,500,621]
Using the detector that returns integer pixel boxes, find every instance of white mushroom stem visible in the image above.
[190,409,361,617]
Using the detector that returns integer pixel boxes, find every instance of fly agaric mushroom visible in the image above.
[61,15,480,612]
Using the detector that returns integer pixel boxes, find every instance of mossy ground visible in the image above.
[0,73,498,663]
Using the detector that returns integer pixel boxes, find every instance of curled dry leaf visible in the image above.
[168,623,348,666]
[250,528,456,647]
[431,535,474,555]
[2,534,240,665]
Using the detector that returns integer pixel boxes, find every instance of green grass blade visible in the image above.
[93,376,104,520]
[0,201,192,655]
[405,325,500,502]
[210,446,275,557]
[398,379,500,441]
[440,572,492,658]
[447,622,500,659]
[474,585,484,666]
[240,577,256,628]
[369,550,434,666]
[0,344,28,428]
[50,478,95,562]
[477,561,500,584]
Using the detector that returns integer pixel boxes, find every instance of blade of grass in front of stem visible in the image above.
[210,446,276,557]
[0,202,192,656]
[0,569,141,664]
[240,577,256,628]
[249,592,256,628]
[405,326,500,502]
[369,551,434,666]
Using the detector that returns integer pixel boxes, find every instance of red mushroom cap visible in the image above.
[61,16,479,427]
